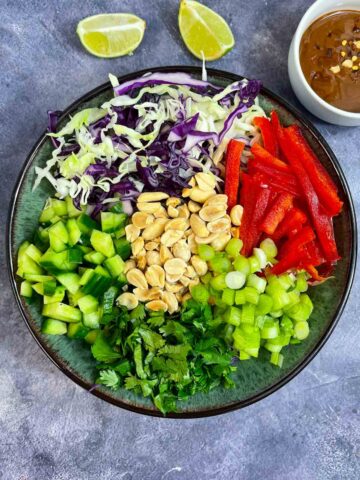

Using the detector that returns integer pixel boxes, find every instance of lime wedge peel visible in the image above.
[77,13,146,58]
[178,0,235,61]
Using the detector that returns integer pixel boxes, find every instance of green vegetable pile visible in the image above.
[17,196,314,414]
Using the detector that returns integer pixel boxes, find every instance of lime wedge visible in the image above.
[178,0,235,61]
[77,13,146,58]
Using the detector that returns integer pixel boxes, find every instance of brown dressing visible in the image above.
[300,10,360,112]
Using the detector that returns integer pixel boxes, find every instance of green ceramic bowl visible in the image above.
[7,67,357,418]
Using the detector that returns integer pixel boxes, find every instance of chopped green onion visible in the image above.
[225,306,242,326]
[222,288,235,306]
[260,318,280,339]
[225,271,246,290]
[248,255,260,273]
[210,273,227,291]
[209,254,232,273]
[296,272,309,292]
[260,238,278,259]
[294,321,309,340]
[198,244,215,261]
[255,294,273,315]
[234,289,246,305]
[253,248,267,269]
[225,238,243,258]
[243,287,260,305]
[233,255,250,275]
[190,284,210,304]
[270,352,284,367]
[241,302,256,324]
[246,273,267,293]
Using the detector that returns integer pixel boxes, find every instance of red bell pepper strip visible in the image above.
[240,174,272,256]
[224,139,245,211]
[271,240,323,275]
[270,111,286,160]
[248,160,300,196]
[285,126,343,216]
[272,207,307,241]
[253,117,279,157]
[282,129,340,263]
[251,143,289,173]
[304,265,327,282]
[280,225,316,258]
[261,192,294,235]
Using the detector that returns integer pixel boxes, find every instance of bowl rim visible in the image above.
[292,0,360,119]
[7,65,357,418]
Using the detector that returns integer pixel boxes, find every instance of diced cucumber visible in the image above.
[66,195,84,217]
[39,249,78,272]
[56,272,81,294]
[49,221,69,252]
[90,230,115,258]
[78,295,99,314]
[67,247,83,264]
[18,251,44,277]
[43,280,57,296]
[77,214,99,234]
[20,281,33,298]
[101,212,127,233]
[51,198,68,217]
[42,302,82,323]
[104,255,125,277]
[49,234,67,253]
[114,238,131,260]
[32,283,44,295]
[83,310,101,329]
[67,322,90,339]
[80,268,94,286]
[67,219,81,246]
[24,274,54,283]
[41,318,68,335]
[44,286,66,304]
[39,204,55,224]
[25,244,43,264]
[81,266,112,297]
[84,250,106,265]
[67,290,85,306]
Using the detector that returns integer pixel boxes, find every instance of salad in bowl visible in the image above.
[15,71,343,414]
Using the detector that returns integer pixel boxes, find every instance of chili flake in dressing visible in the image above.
[300,10,360,113]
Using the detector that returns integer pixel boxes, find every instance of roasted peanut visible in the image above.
[185,265,197,279]
[165,218,188,231]
[230,205,244,226]
[125,224,140,242]
[153,206,168,218]
[146,250,161,266]
[137,192,169,202]
[204,194,228,206]
[137,254,147,270]
[133,287,161,302]
[207,217,231,234]
[166,272,183,283]
[194,232,219,244]
[188,200,201,213]
[117,292,138,310]
[167,205,179,218]
[160,245,173,263]
[145,300,168,312]
[195,172,217,191]
[191,255,208,276]
[199,205,226,222]
[187,233,198,254]
[126,268,148,289]
[190,214,209,238]
[145,241,159,251]
[132,237,145,257]
[124,259,136,273]
[145,265,165,288]
[142,218,167,241]
[160,229,184,247]
[137,202,162,214]
[164,258,187,276]
[211,232,232,251]
[177,204,190,219]
[132,211,153,229]
[172,240,191,262]
[165,282,184,293]
[189,187,216,204]
[161,291,178,314]
[166,197,181,208]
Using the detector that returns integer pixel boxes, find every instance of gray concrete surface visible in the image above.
[0,1,359,479]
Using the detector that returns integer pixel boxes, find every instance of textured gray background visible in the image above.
[1,1,359,479]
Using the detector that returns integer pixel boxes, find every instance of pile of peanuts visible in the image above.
[117,172,243,314]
